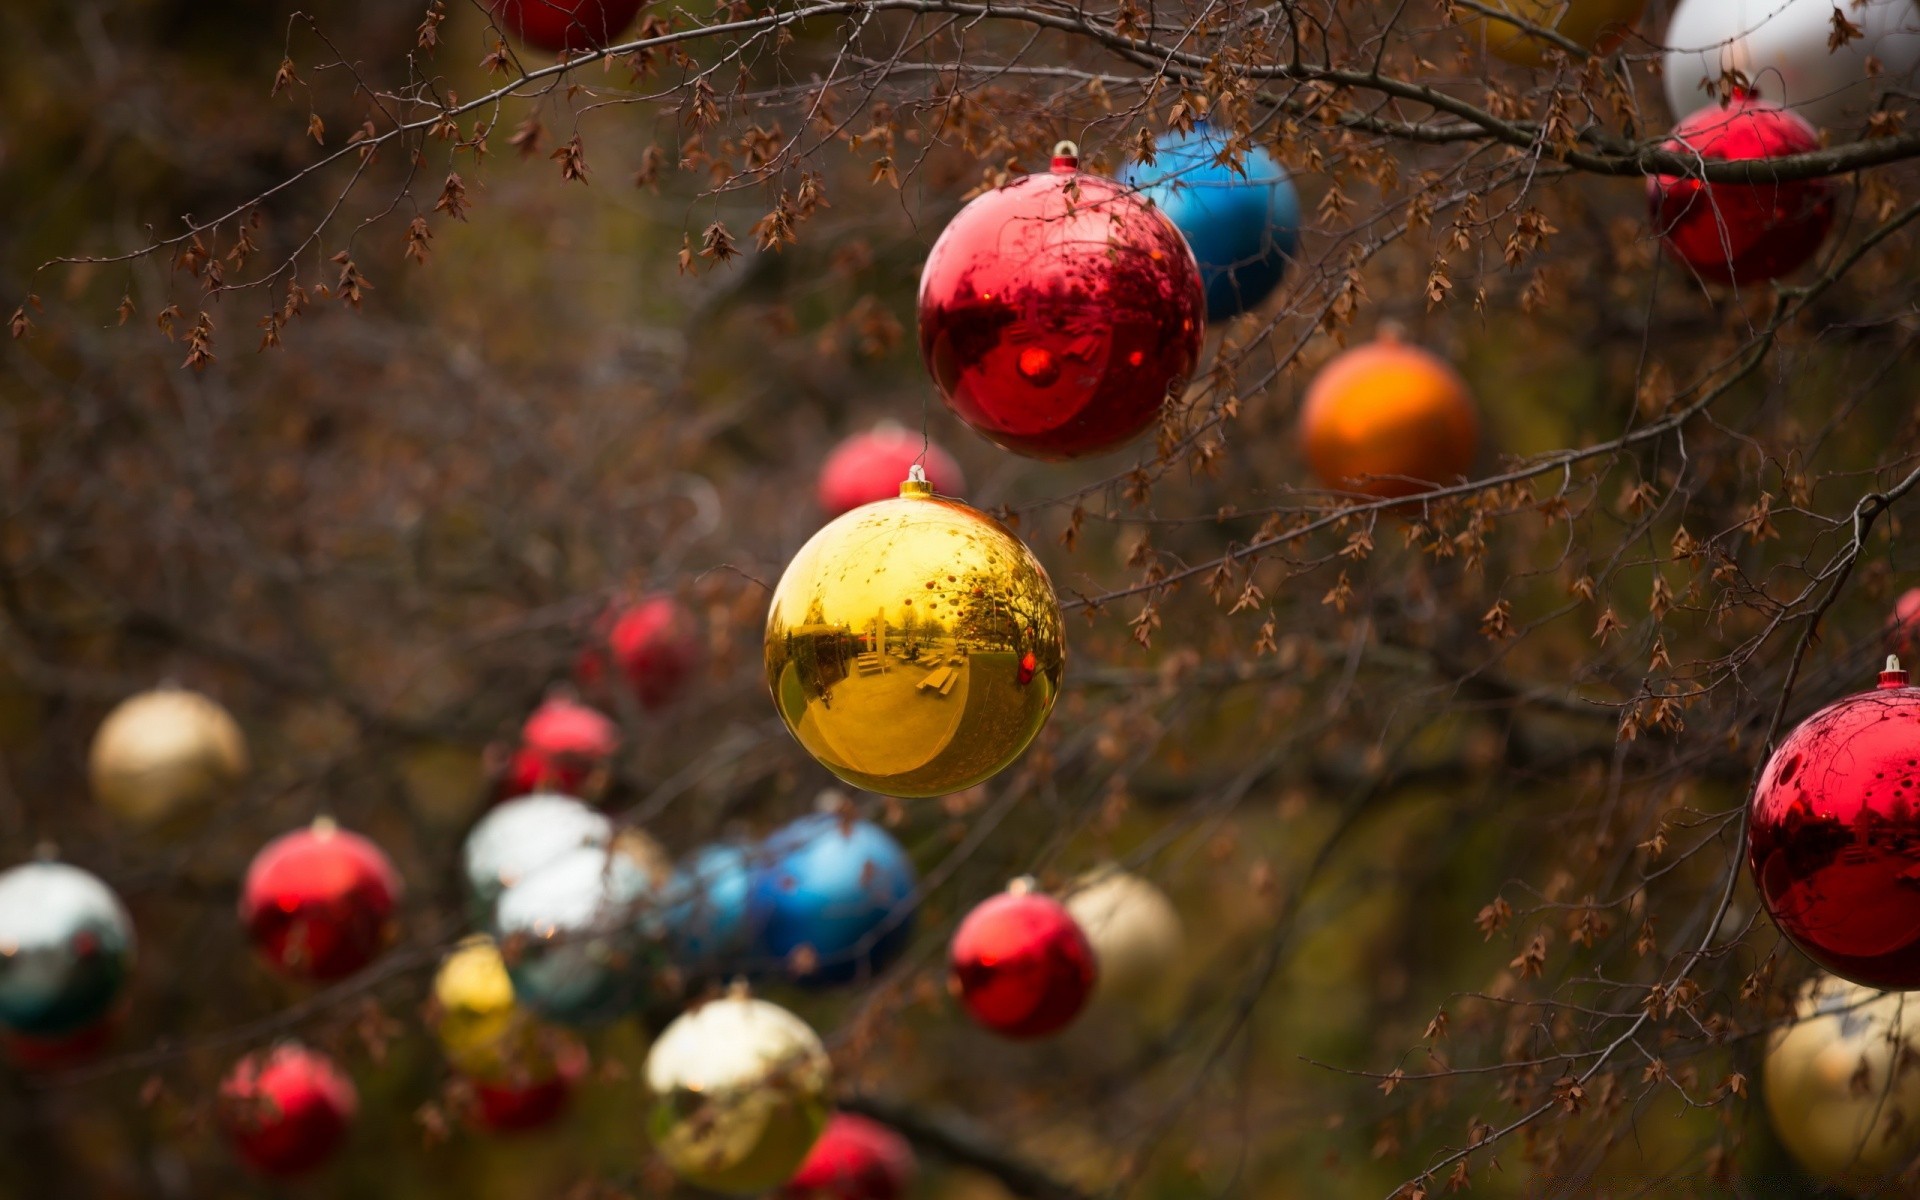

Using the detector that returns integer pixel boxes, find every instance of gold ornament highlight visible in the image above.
[644,989,831,1194]
[1764,974,1920,1192]
[88,687,249,826]
[765,476,1064,798]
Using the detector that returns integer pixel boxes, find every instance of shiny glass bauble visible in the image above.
[432,935,546,1080]
[645,992,832,1194]
[462,792,613,922]
[666,843,754,970]
[1063,866,1184,1010]
[1750,661,1920,989]
[1888,587,1920,661]
[781,1112,917,1200]
[488,0,644,54]
[1298,330,1480,500]
[219,1043,357,1178]
[949,882,1097,1039]
[1663,0,1920,130]
[818,423,966,517]
[1648,94,1833,287]
[492,842,673,1025]
[765,479,1064,798]
[579,595,703,710]
[917,146,1205,460]
[88,687,248,827]
[0,861,135,1039]
[1119,124,1300,321]
[1472,0,1646,68]
[502,695,619,800]
[240,819,401,983]
[748,813,916,987]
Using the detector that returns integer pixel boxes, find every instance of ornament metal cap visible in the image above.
[1006,875,1038,896]
[1881,654,1910,690]
[899,464,934,499]
[1050,140,1079,173]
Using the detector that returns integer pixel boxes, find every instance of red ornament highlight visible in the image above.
[502,694,619,798]
[948,883,1097,1039]
[782,1112,917,1200]
[578,597,702,710]
[240,819,401,983]
[817,424,966,517]
[917,144,1205,460]
[488,0,644,54]
[1749,658,1920,989]
[1648,94,1833,287]
[219,1044,358,1177]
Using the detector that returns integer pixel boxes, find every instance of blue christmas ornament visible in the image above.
[665,843,753,970]
[0,861,136,1038]
[748,813,916,987]
[1119,124,1300,321]
[492,843,673,1025]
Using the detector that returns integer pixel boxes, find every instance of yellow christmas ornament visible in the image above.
[1470,0,1645,68]
[431,935,547,1081]
[1764,974,1920,1192]
[644,987,831,1194]
[765,472,1064,798]
[88,687,248,826]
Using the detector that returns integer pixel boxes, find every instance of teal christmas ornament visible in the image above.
[492,843,674,1025]
[749,812,916,987]
[667,844,753,970]
[0,860,136,1039]
[1120,124,1300,321]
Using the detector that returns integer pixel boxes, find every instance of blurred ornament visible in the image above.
[1750,657,1920,989]
[462,792,612,922]
[1063,866,1184,1009]
[1649,94,1833,287]
[748,812,916,987]
[493,842,673,1025]
[1763,974,1920,1191]
[471,1042,584,1135]
[432,935,542,1079]
[818,423,967,517]
[667,843,755,970]
[579,595,703,710]
[0,860,135,1039]
[765,477,1065,798]
[1889,588,1920,661]
[0,1017,119,1071]
[781,1112,917,1200]
[219,1043,357,1177]
[488,0,644,53]
[501,694,619,800]
[1118,122,1300,321]
[1663,0,1920,130]
[88,686,248,827]
[917,142,1206,460]
[240,818,401,983]
[949,880,1097,1039]
[645,989,832,1194]
[1297,328,1480,500]
[1471,0,1645,68]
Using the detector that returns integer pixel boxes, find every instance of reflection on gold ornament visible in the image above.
[1764,974,1920,1192]
[765,478,1064,798]
[431,936,546,1081]
[644,989,831,1194]
[1471,0,1645,68]
[88,687,249,826]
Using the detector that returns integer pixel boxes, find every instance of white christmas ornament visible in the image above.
[1663,0,1920,131]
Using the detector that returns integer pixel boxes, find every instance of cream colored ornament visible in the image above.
[1663,0,1920,131]
[644,989,831,1194]
[88,687,248,826]
[1065,867,1184,1011]
[1764,974,1920,1191]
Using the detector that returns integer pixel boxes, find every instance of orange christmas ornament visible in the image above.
[1297,330,1480,501]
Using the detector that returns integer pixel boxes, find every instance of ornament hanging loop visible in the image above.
[1882,654,1909,690]
[1050,141,1080,172]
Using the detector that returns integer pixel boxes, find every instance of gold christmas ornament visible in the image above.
[88,687,248,826]
[1064,866,1185,1012]
[644,989,831,1194]
[1471,0,1645,68]
[765,476,1064,798]
[1764,974,1920,1191]
[431,935,547,1081]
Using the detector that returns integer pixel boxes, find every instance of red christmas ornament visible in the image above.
[782,1112,917,1200]
[578,597,702,710]
[1749,657,1920,989]
[488,0,644,54]
[240,819,402,983]
[817,424,967,517]
[1648,93,1833,287]
[1,1016,117,1072]
[948,881,1097,1039]
[471,1042,584,1135]
[503,694,619,798]
[219,1044,358,1177]
[1887,588,1920,661]
[917,142,1206,461]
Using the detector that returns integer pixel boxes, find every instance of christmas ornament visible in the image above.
[667,843,754,970]
[818,423,967,517]
[580,595,704,710]
[1118,123,1300,321]
[492,842,673,1025]
[88,686,248,827]
[917,142,1206,460]
[782,1112,917,1200]
[501,694,619,799]
[1063,866,1184,1009]
[462,792,613,922]
[645,989,832,1194]
[1763,974,1920,1191]
[240,818,402,983]
[1649,94,1834,287]
[1885,587,1920,661]
[471,1040,585,1135]
[1663,0,1920,130]
[748,812,916,987]
[949,880,1097,1039]
[219,1043,357,1177]
[1471,0,1645,68]
[431,935,544,1079]
[488,0,644,54]
[1297,329,1480,500]
[0,861,135,1039]
[765,476,1065,798]
[1,1018,118,1072]
[1750,657,1920,989]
